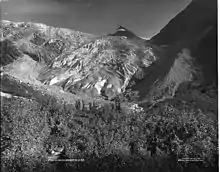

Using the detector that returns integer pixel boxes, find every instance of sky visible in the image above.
[1,0,191,38]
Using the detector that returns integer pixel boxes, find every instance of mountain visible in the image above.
[150,0,217,86]
[0,21,156,103]
[0,1,218,171]
[108,26,142,40]
[150,0,217,47]
[146,0,217,103]
[0,0,217,111]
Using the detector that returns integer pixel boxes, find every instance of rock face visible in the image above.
[0,20,156,101]
[0,0,217,104]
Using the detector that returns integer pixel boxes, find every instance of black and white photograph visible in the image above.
[0,0,218,171]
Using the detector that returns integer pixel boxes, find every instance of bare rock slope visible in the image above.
[1,20,157,102]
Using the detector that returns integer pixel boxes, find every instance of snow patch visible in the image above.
[107,84,112,88]
[0,92,12,98]
[94,79,107,95]
[117,28,126,32]
[49,77,59,85]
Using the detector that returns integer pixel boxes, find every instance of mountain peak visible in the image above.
[116,26,128,32]
[108,25,140,39]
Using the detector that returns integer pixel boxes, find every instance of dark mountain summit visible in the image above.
[150,0,217,47]
[108,25,143,40]
[150,0,217,86]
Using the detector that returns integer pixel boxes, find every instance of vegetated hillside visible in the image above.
[1,94,218,172]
